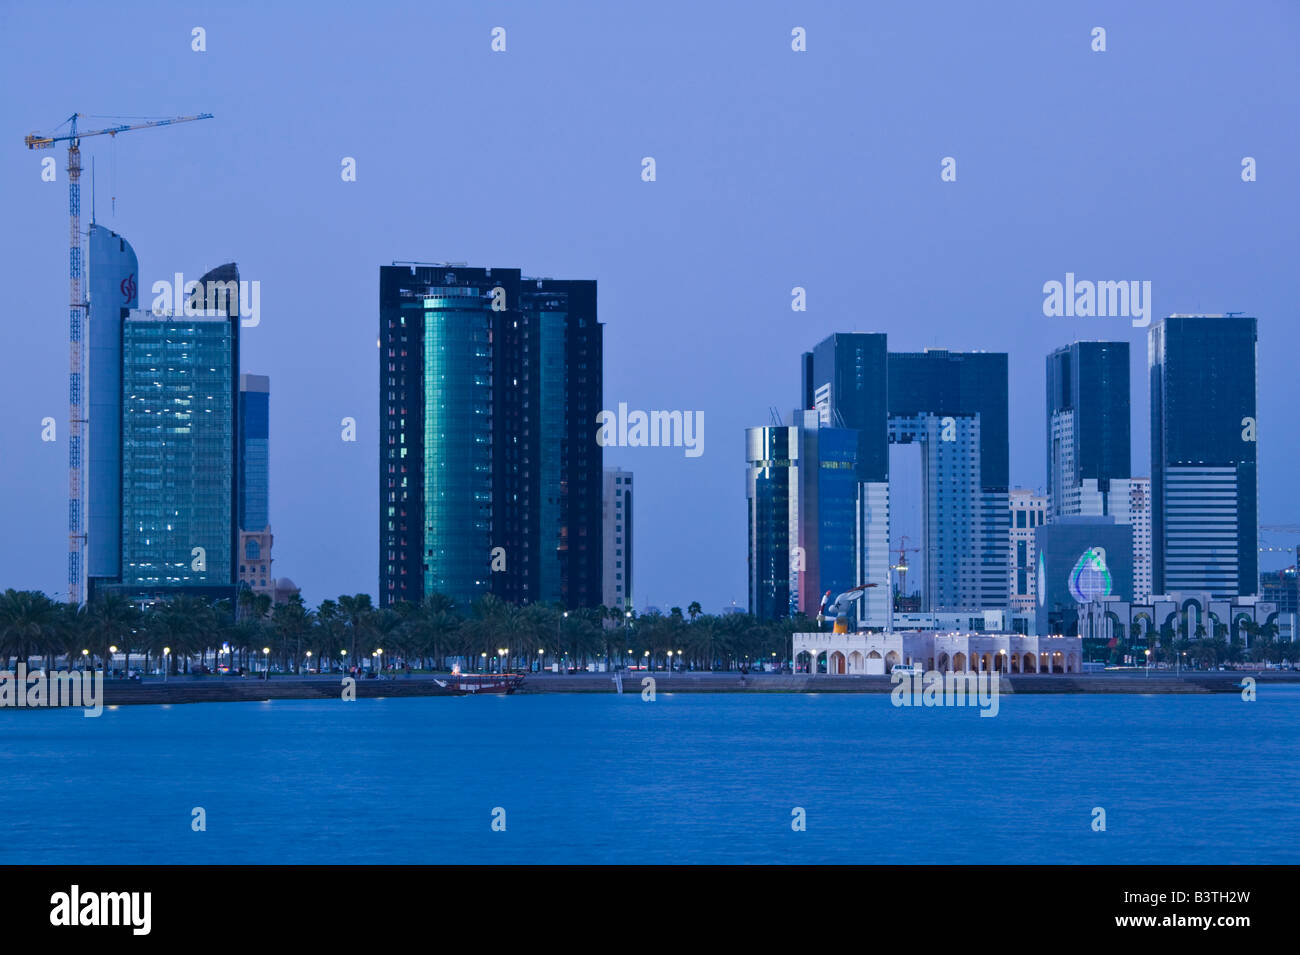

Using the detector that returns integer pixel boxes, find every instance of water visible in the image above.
[3,688,1298,864]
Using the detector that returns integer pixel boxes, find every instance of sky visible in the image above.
[1,0,1297,612]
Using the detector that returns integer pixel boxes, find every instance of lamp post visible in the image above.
[263,647,271,681]
[374,648,383,677]
[340,649,347,676]
[163,647,170,682]
[537,648,544,673]
[305,650,312,675]
[480,651,487,673]
[81,649,89,673]
[109,645,118,679]
[1145,648,1151,678]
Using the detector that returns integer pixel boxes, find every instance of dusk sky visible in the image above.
[2,0,1296,611]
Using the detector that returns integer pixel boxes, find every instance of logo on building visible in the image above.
[1069,546,1113,603]
[120,273,137,305]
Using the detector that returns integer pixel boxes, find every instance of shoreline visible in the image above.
[3,670,1293,707]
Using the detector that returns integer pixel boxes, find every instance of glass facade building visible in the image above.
[1046,341,1131,518]
[120,286,238,597]
[747,425,798,621]
[380,265,602,611]
[239,374,270,531]
[1033,517,1134,636]
[1149,315,1258,597]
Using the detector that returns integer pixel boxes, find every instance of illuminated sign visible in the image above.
[1069,547,1113,603]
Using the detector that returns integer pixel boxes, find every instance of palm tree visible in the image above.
[0,589,60,670]
[83,594,140,676]
[338,594,375,671]
[271,595,313,673]
[687,601,702,622]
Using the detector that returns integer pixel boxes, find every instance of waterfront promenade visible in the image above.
[11,668,1295,707]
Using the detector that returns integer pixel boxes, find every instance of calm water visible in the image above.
[3,688,1298,864]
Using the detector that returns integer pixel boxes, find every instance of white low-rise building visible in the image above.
[792,630,1082,675]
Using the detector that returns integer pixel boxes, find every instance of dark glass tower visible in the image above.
[1046,341,1130,517]
[1149,315,1258,597]
[888,349,1010,611]
[746,424,797,621]
[802,333,888,483]
[239,374,270,532]
[379,264,602,611]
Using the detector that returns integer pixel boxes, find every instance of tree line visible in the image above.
[0,589,813,675]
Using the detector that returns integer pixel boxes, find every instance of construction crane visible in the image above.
[24,112,213,604]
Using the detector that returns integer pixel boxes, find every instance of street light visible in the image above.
[480,651,488,672]
[498,648,508,674]
[163,647,170,682]
[537,648,545,673]
[81,649,89,673]
[1145,647,1151,679]
[263,647,271,681]
[306,650,312,675]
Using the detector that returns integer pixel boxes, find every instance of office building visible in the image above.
[237,374,274,598]
[1009,489,1047,613]
[887,349,1010,613]
[86,224,139,598]
[1129,477,1153,602]
[379,264,602,610]
[602,468,633,611]
[1046,341,1131,519]
[1034,516,1134,637]
[747,423,799,621]
[1150,315,1258,597]
[118,265,240,600]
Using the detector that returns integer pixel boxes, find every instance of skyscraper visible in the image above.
[238,374,273,598]
[118,265,240,600]
[379,264,602,610]
[746,422,799,621]
[801,334,891,627]
[1149,315,1258,597]
[87,228,240,602]
[1129,477,1153,602]
[602,468,633,612]
[1009,489,1047,613]
[86,225,138,598]
[888,348,1010,613]
[1046,341,1131,519]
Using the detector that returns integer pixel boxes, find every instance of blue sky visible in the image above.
[1,0,1297,610]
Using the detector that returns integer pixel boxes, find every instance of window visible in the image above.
[246,539,260,560]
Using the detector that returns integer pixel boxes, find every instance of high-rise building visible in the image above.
[1129,477,1153,602]
[118,265,240,600]
[1034,517,1134,636]
[747,423,799,621]
[801,336,1008,617]
[238,374,273,598]
[887,349,1010,613]
[86,225,139,598]
[602,468,633,611]
[802,334,891,628]
[379,264,602,610]
[1150,315,1258,597]
[1046,341,1131,519]
[1009,489,1047,613]
[746,411,888,625]
[88,227,240,601]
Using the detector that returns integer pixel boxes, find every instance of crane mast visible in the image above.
[25,112,213,604]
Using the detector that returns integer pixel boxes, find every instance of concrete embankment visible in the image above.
[70,669,1300,706]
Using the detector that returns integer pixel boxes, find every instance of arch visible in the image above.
[953,652,967,672]
[936,652,950,672]
[1022,651,1037,674]
[848,650,865,674]
[865,649,884,676]
[885,650,902,671]
[795,650,814,673]
[814,651,827,674]
[1132,611,1154,644]
[829,651,846,675]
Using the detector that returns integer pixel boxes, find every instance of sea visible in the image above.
[3,688,1298,864]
